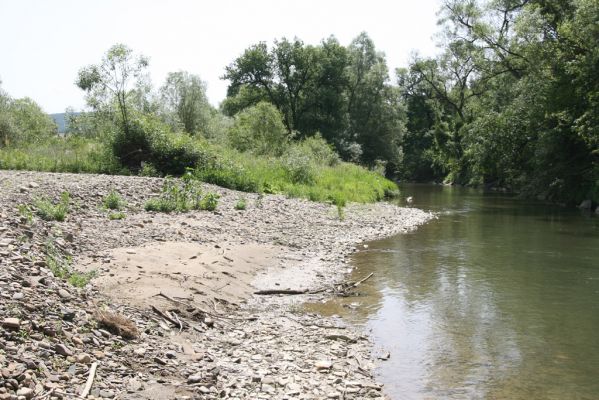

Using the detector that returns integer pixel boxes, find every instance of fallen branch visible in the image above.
[151,305,183,329]
[349,272,374,288]
[254,289,308,295]
[79,362,98,399]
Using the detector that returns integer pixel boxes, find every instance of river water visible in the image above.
[308,184,599,399]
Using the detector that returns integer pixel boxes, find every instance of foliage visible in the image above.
[144,174,219,213]
[227,101,289,156]
[33,192,70,221]
[222,34,404,169]
[103,190,126,210]
[396,0,599,204]
[0,93,57,147]
[0,136,123,174]
[159,71,213,135]
[76,44,149,133]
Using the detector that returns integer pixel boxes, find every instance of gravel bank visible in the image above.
[0,170,432,400]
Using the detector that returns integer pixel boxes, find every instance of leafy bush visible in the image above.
[103,190,126,210]
[297,134,340,166]
[228,102,289,156]
[281,146,316,184]
[34,192,70,221]
[112,114,205,175]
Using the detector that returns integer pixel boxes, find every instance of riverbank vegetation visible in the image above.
[0,0,597,206]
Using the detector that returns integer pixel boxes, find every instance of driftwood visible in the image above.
[157,292,257,322]
[254,273,375,296]
[79,362,98,398]
[150,305,183,329]
[254,289,308,295]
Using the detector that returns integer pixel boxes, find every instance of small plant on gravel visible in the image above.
[108,211,126,220]
[46,241,95,287]
[234,196,247,210]
[200,192,219,211]
[103,189,126,210]
[144,174,213,213]
[331,193,347,221]
[17,204,34,223]
[33,192,70,221]
[255,193,264,208]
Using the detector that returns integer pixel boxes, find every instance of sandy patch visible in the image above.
[79,241,283,311]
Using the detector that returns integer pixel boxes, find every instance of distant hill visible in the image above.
[50,112,81,133]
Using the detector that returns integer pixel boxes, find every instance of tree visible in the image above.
[159,71,213,135]
[76,44,149,134]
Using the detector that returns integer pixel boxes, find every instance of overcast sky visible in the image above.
[0,0,441,113]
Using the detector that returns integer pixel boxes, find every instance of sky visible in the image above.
[0,0,441,113]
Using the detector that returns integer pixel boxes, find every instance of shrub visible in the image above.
[297,134,340,166]
[199,192,219,211]
[228,102,289,156]
[112,114,204,175]
[34,192,70,221]
[281,146,316,184]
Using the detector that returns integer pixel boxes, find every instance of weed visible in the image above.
[46,241,95,287]
[108,211,126,220]
[17,204,33,223]
[103,190,126,210]
[255,193,264,208]
[34,192,70,221]
[144,174,219,213]
[234,196,247,210]
[200,192,219,211]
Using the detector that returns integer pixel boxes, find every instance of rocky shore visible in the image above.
[0,170,432,400]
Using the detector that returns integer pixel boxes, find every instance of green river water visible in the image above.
[309,184,599,399]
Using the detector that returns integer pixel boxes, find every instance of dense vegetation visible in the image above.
[1,0,597,206]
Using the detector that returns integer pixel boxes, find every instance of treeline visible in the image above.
[221,0,598,205]
[1,0,597,205]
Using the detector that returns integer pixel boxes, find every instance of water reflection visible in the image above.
[307,184,599,399]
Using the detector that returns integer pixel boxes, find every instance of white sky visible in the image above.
[0,0,441,113]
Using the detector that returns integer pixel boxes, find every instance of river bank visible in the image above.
[0,170,432,399]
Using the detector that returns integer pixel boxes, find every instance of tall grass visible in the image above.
[0,136,399,205]
[0,136,123,174]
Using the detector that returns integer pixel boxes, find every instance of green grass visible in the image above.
[1,136,399,206]
[0,136,123,174]
[192,144,398,205]
[103,190,126,210]
[33,192,70,221]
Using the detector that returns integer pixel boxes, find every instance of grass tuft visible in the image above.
[103,190,126,210]
[34,192,70,221]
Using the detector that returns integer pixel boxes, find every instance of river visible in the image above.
[308,184,599,399]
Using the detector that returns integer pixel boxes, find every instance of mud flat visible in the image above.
[0,170,432,399]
